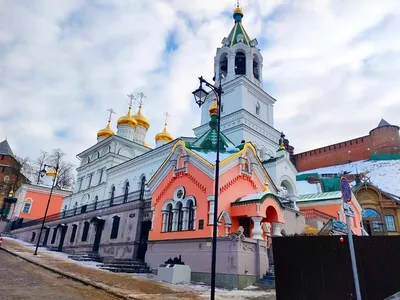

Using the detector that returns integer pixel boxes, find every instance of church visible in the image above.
[9,5,362,289]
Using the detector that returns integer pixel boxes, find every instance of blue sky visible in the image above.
[1,0,399,168]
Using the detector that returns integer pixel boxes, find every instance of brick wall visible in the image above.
[0,155,23,211]
[295,124,400,172]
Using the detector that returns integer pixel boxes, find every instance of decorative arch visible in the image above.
[81,194,90,205]
[22,198,33,214]
[215,48,233,62]
[218,211,232,225]
[162,199,175,211]
[101,145,111,156]
[118,146,135,158]
[219,52,228,79]
[279,175,297,196]
[123,180,130,203]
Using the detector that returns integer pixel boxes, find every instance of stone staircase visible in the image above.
[99,258,151,274]
[259,264,275,288]
[68,252,102,263]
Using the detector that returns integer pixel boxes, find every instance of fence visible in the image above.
[11,190,151,230]
[272,235,400,300]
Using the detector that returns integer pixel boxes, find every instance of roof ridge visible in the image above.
[0,139,14,156]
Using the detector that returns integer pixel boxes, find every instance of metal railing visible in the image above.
[11,190,151,230]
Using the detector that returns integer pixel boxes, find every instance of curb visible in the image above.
[0,246,139,300]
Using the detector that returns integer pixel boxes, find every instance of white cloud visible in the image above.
[0,0,399,172]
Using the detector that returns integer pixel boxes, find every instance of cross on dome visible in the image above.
[107,108,116,122]
[127,94,136,109]
[137,92,146,107]
[164,112,171,126]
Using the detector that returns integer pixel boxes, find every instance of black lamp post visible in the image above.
[34,163,59,256]
[192,76,223,300]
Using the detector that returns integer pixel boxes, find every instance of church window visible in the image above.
[81,221,90,242]
[70,224,78,243]
[94,196,98,210]
[187,200,195,230]
[22,201,32,214]
[219,55,227,79]
[110,185,116,206]
[123,181,129,203]
[177,202,183,231]
[235,51,246,75]
[110,216,120,239]
[139,176,146,202]
[51,228,57,244]
[166,204,173,232]
[78,178,83,191]
[385,215,396,232]
[221,103,224,113]
[253,55,259,80]
[198,220,204,230]
[256,102,260,115]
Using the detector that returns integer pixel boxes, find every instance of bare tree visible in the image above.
[15,156,34,183]
[48,149,75,190]
[33,150,48,185]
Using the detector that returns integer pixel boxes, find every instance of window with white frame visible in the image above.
[255,102,260,115]
[385,215,396,232]
[22,201,32,214]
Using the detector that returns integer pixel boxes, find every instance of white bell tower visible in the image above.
[193,4,281,161]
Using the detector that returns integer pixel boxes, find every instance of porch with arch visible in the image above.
[229,193,285,240]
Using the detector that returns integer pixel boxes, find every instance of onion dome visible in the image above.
[117,107,137,128]
[209,97,218,115]
[133,105,150,129]
[97,121,114,139]
[155,124,173,143]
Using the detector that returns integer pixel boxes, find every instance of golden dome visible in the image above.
[133,105,150,129]
[234,6,243,15]
[209,97,218,115]
[155,124,173,143]
[97,121,115,139]
[144,141,152,148]
[117,107,137,128]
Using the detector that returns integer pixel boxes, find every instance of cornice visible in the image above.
[23,184,72,197]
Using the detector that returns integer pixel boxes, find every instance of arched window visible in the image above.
[110,216,120,239]
[235,51,246,75]
[166,204,173,232]
[177,202,183,231]
[110,186,116,206]
[253,54,259,80]
[123,181,129,203]
[73,201,78,215]
[22,199,33,214]
[187,200,195,230]
[220,54,227,79]
[362,208,380,218]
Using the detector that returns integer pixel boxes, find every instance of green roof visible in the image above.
[225,9,253,48]
[296,173,319,181]
[298,191,342,203]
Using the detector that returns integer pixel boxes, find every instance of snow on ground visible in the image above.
[4,237,275,299]
[298,159,400,196]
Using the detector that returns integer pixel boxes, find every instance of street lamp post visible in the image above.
[34,163,59,256]
[192,76,223,300]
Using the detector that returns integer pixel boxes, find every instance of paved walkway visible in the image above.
[1,238,275,300]
[0,250,117,300]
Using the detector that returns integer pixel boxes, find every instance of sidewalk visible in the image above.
[1,238,275,300]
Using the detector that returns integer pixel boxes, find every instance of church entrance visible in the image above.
[238,217,251,237]
[91,218,105,253]
[57,224,68,252]
[137,221,151,261]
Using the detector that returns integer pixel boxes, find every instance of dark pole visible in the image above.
[34,164,59,256]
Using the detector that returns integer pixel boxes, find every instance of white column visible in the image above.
[225,225,231,237]
[214,59,220,83]
[161,212,167,232]
[259,63,264,87]
[172,210,178,231]
[289,194,299,211]
[208,195,215,225]
[246,54,254,82]
[251,216,264,240]
[182,208,189,230]
[272,222,283,237]
[227,54,235,80]
[193,207,197,230]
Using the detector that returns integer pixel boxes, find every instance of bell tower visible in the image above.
[193,3,281,161]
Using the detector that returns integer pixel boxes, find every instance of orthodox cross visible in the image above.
[136,92,146,107]
[236,0,240,8]
[164,112,170,126]
[107,108,115,122]
[127,94,136,109]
